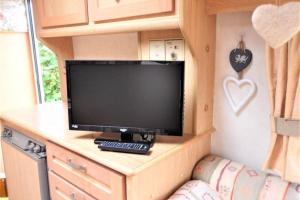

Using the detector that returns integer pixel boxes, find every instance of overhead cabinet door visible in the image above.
[35,0,88,28]
[88,0,174,22]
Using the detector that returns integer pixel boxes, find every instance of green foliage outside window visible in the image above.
[38,41,61,102]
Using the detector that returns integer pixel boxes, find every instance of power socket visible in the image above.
[149,40,165,61]
[165,39,184,61]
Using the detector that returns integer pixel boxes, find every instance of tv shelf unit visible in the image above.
[31,0,217,137]
[0,103,213,199]
[3,0,217,199]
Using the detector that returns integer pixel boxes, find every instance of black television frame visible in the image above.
[66,60,185,136]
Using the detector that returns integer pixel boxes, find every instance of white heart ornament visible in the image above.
[223,76,257,114]
[252,2,300,49]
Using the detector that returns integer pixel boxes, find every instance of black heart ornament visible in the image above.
[229,48,253,73]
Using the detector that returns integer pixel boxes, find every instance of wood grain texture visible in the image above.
[206,0,273,14]
[1,140,42,200]
[34,0,88,28]
[72,33,139,60]
[0,102,213,176]
[126,132,211,200]
[139,29,196,135]
[179,0,216,135]
[32,0,179,38]
[206,0,300,15]
[49,171,96,200]
[47,142,125,200]
[0,177,7,197]
[0,103,213,200]
[38,15,179,38]
[88,0,174,22]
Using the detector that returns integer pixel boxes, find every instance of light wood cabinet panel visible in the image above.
[35,0,88,28]
[88,0,174,22]
[49,171,96,200]
[47,142,125,200]
[205,0,300,14]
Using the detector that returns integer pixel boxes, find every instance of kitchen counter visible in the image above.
[0,102,212,176]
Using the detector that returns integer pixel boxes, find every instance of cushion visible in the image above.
[192,155,300,200]
[168,180,221,200]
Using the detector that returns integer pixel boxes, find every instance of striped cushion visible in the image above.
[192,155,300,200]
[168,180,221,200]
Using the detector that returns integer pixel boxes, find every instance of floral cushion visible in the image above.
[192,155,300,200]
[168,180,221,200]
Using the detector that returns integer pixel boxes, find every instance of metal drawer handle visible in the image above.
[67,158,87,173]
[70,193,76,200]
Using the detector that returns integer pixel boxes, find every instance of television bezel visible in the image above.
[66,60,184,136]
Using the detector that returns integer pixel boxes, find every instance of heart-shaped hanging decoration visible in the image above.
[252,2,300,49]
[229,48,253,73]
[223,76,257,114]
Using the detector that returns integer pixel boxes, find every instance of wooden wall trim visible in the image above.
[206,0,300,15]
[179,0,216,135]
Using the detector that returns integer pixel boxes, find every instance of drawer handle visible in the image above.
[67,158,87,173]
[115,0,120,3]
[70,193,76,200]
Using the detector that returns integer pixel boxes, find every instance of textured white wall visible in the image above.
[212,12,271,169]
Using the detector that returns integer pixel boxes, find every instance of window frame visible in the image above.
[25,0,44,104]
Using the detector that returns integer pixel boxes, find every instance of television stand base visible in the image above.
[94,132,156,155]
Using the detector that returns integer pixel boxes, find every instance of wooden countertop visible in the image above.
[0,102,212,176]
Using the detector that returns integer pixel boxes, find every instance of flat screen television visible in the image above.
[66,60,184,137]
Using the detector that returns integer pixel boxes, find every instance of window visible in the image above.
[37,41,61,102]
[26,0,61,103]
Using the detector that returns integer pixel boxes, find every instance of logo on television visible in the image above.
[72,124,79,129]
[120,128,128,132]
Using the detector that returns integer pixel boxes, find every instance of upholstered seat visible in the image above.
[168,155,300,200]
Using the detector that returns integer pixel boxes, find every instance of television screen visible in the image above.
[66,60,184,136]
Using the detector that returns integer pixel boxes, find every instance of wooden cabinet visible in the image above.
[49,171,96,200]
[35,0,174,27]
[1,102,214,200]
[88,0,174,22]
[47,142,125,200]
[32,0,179,37]
[35,0,88,28]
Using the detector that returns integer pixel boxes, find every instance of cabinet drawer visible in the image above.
[35,0,88,28]
[49,171,96,200]
[47,142,125,200]
[88,0,174,22]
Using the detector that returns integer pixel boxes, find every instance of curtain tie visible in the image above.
[272,117,300,136]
